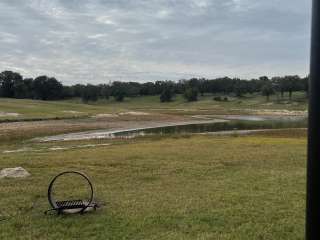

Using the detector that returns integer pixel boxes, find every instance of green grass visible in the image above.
[0,92,308,121]
[0,131,306,239]
[0,98,113,120]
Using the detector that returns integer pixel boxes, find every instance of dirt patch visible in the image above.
[92,113,118,118]
[48,147,69,151]
[235,109,307,116]
[62,111,83,114]
[3,143,112,154]
[118,111,150,116]
[191,115,266,121]
[0,112,20,117]
[3,148,30,154]
[0,167,30,178]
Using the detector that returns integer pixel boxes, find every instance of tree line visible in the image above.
[0,70,308,103]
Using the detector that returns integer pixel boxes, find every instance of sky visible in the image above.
[0,0,312,85]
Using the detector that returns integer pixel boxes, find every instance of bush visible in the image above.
[160,88,174,102]
[213,96,222,101]
[183,87,198,102]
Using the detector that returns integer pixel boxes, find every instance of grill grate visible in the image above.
[46,171,96,215]
[56,200,86,210]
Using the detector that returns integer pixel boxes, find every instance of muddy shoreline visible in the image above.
[34,114,307,142]
[0,111,307,142]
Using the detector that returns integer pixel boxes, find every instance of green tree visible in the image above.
[233,79,247,97]
[183,87,198,102]
[99,84,110,100]
[13,78,28,98]
[261,83,275,101]
[160,84,174,102]
[33,76,63,100]
[81,84,99,103]
[0,71,23,98]
[112,82,126,102]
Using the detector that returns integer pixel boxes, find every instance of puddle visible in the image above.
[192,115,267,121]
[199,128,306,136]
[35,120,226,142]
[192,114,305,121]
[35,116,307,142]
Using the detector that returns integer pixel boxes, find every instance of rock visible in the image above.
[0,167,30,179]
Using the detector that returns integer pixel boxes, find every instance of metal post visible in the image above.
[306,0,320,239]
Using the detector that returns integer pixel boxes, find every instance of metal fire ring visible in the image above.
[47,171,94,214]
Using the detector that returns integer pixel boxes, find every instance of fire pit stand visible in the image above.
[46,171,97,214]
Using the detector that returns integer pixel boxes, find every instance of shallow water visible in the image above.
[36,115,307,142]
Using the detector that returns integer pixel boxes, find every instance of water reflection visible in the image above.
[37,116,307,142]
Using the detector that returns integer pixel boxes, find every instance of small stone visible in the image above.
[0,167,30,179]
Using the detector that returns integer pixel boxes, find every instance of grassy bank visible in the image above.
[0,130,306,239]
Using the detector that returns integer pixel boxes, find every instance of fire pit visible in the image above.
[46,171,98,214]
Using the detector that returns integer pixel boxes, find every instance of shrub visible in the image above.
[160,88,174,102]
[213,96,222,101]
[183,87,198,102]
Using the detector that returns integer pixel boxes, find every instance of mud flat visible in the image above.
[34,113,307,142]
[35,119,228,142]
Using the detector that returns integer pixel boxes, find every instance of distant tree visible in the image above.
[13,78,28,98]
[81,84,100,102]
[112,82,126,102]
[33,76,63,100]
[22,78,34,98]
[183,87,198,102]
[155,81,164,95]
[233,79,247,97]
[46,77,63,99]
[99,84,110,99]
[160,84,174,102]
[283,75,301,99]
[72,84,86,98]
[0,69,309,102]
[61,86,74,99]
[0,71,22,98]
[261,83,275,101]
[175,80,186,94]
[198,78,208,96]
[259,76,269,82]
[188,78,199,89]
[31,76,46,100]
[140,82,156,95]
[271,77,284,98]
[126,82,141,97]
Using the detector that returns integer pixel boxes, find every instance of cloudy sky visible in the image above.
[0,0,312,84]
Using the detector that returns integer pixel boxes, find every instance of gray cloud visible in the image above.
[0,0,312,84]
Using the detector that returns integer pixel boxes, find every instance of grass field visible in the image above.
[0,130,306,239]
[0,92,308,121]
[0,95,308,239]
